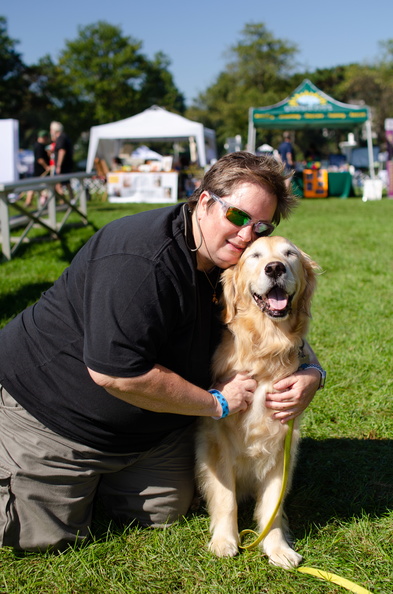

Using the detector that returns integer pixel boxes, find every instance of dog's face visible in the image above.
[221,236,319,324]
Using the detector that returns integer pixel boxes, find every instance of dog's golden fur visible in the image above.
[195,236,318,568]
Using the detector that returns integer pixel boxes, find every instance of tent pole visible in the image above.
[365,119,375,179]
[247,108,256,153]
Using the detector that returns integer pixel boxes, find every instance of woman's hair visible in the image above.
[187,151,298,225]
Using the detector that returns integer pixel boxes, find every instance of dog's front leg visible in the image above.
[254,453,302,569]
[202,462,239,557]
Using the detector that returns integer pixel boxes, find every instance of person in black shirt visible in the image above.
[50,121,74,201]
[0,152,323,551]
[24,130,51,207]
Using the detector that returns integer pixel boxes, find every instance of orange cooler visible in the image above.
[303,169,328,198]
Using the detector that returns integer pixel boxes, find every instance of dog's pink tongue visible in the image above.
[267,288,288,311]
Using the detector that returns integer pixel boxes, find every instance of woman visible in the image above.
[0,152,323,551]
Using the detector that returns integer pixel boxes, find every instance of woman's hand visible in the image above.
[213,374,257,416]
[88,365,256,419]
[265,368,321,423]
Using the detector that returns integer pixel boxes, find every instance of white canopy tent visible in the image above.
[86,106,217,171]
[131,145,163,160]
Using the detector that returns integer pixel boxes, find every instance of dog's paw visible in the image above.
[267,547,303,569]
[209,535,239,557]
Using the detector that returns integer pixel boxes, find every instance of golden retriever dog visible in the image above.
[195,236,318,568]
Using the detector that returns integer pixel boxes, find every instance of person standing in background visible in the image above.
[50,121,74,201]
[278,132,295,174]
[24,131,51,207]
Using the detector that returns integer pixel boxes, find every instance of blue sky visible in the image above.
[4,0,393,105]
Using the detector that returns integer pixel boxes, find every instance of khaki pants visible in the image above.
[0,386,195,551]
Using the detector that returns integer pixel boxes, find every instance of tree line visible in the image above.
[1,17,393,162]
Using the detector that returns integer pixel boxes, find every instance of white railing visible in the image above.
[0,172,95,260]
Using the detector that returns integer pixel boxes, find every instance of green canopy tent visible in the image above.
[247,79,375,178]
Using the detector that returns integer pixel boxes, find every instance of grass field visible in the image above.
[0,196,392,593]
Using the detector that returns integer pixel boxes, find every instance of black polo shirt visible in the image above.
[0,204,222,452]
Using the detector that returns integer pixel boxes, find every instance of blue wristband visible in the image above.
[208,389,229,420]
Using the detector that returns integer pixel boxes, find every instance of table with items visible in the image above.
[292,169,355,198]
[107,171,178,203]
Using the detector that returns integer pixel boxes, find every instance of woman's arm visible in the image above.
[56,148,66,173]
[87,364,256,418]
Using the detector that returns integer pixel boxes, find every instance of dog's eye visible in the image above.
[250,251,261,259]
[285,250,298,258]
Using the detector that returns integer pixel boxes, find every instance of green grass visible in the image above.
[1,196,393,593]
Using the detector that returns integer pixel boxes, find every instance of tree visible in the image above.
[0,18,186,152]
[20,56,75,143]
[138,51,185,114]
[187,23,299,151]
[57,21,184,131]
[224,23,298,92]
[57,21,146,127]
[0,17,76,145]
[379,39,393,65]
[11,20,186,155]
[335,41,393,146]
[0,16,28,118]
[367,40,393,143]
[0,17,57,146]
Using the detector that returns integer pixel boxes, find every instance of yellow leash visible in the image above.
[296,567,374,594]
[239,419,294,551]
[238,419,374,594]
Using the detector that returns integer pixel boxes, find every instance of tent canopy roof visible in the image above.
[250,79,370,129]
[86,106,216,170]
[131,145,163,160]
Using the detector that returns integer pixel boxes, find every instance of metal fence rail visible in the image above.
[0,172,94,260]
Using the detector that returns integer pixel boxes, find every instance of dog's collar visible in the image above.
[298,340,310,366]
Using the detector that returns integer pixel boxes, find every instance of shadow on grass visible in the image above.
[1,221,98,265]
[193,437,393,539]
[285,437,393,536]
[0,238,98,324]
[10,437,391,553]
[0,282,54,320]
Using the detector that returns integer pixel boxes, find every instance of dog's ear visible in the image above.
[220,267,238,323]
[298,250,320,317]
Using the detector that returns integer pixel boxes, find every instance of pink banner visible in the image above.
[386,129,393,197]
[387,161,393,197]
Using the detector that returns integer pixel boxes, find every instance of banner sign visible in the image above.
[385,119,393,197]
[107,172,178,203]
[252,80,369,129]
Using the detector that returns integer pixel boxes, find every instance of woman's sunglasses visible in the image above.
[209,193,275,237]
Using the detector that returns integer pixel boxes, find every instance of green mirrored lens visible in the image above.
[226,207,250,227]
[254,222,271,236]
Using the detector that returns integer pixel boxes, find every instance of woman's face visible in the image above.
[194,182,278,271]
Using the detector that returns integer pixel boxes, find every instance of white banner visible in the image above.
[384,118,393,131]
[107,171,178,203]
[0,119,19,183]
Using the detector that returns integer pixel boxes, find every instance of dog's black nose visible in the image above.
[265,261,286,278]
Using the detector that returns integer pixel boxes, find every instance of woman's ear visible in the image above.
[197,191,210,219]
